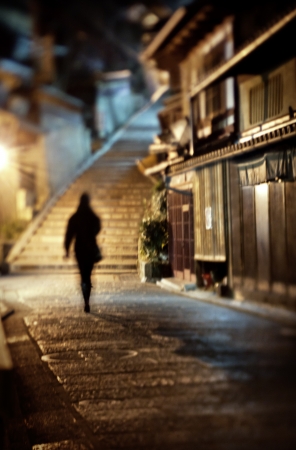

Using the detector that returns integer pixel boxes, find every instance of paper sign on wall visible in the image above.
[205,206,212,230]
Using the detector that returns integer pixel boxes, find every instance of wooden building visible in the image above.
[141,0,296,309]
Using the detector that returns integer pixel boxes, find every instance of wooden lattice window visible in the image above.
[249,82,265,125]
[267,73,283,118]
[249,73,283,125]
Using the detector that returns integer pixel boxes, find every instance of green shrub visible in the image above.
[139,181,168,262]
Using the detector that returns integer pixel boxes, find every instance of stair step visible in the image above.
[99,236,138,244]
[16,253,137,262]
[60,196,145,203]
[100,228,140,236]
[24,242,137,251]
[36,222,141,234]
[69,182,149,188]
[26,234,138,246]
[66,185,148,191]
[42,214,142,226]
[12,258,137,267]
[55,199,144,207]
[21,247,137,256]
[48,206,142,215]
[67,189,149,194]
[29,228,139,241]
[27,235,64,244]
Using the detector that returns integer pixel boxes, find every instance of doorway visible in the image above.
[167,189,196,282]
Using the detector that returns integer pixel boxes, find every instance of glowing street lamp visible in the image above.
[0,144,9,171]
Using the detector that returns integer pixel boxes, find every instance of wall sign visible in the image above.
[205,206,212,230]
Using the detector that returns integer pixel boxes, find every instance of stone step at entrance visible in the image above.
[8,102,159,272]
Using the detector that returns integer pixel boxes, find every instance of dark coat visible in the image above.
[65,200,101,262]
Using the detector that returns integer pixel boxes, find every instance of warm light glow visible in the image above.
[142,13,159,28]
[0,145,9,170]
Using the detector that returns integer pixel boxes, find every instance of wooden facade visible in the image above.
[230,159,296,306]
[193,162,226,262]
[142,2,296,309]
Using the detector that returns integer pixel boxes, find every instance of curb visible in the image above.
[157,280,296,327]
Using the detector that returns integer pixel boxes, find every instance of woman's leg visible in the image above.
[77,257,94,312]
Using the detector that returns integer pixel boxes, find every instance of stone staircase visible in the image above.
[8,104,160,272]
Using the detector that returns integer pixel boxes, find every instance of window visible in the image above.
[249,82,264,125]
[249,74,283,125]
[206,83,223,117]
[267,74,283,118]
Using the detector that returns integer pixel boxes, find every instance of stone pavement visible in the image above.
[1,272,296,450]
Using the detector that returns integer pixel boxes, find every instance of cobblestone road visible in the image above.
[1,272,296,450]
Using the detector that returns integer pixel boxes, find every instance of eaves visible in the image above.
[168,119,296,175]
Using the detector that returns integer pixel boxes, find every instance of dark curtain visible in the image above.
[238,149,296,186]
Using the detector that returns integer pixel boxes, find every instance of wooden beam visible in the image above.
[140,7,187,61]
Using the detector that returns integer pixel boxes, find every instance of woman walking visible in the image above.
[64,192,101,313]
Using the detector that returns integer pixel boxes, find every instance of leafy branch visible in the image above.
[139,181,168,262]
